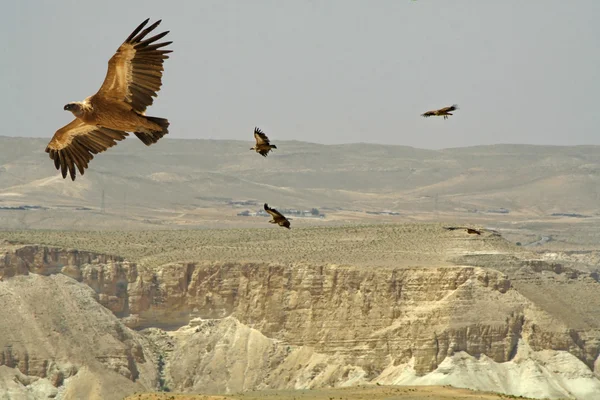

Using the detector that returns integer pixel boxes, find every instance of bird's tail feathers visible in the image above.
[135,116,170,146]
[270,145,277,149]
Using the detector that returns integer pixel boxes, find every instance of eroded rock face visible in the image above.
[0,269,158,399]
[1,244,600,399]
[2,245,138,317]
[162,263,520,377]
[161,316,371,392]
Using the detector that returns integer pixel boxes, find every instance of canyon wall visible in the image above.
[1,244,600,399]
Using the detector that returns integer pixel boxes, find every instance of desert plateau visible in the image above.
[2,2,600,398]
[1,139,600,400]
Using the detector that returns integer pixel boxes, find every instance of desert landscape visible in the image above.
[2,137,600,246]
[1,137,600,400]
[3,0,599,398]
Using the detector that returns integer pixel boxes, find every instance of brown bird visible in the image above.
[444,226,482,235]
[45,18,173,180]
[421,104,459,120]
[264,203,291,229]
[250,127,277,157]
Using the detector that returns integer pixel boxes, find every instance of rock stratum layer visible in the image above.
[1,228,600,400]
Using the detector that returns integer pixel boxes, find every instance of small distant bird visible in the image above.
[444,226,482,235]
[264,203,291,229]
[45,18,173,180]
[421,104,459,120]
[250,127,277,157]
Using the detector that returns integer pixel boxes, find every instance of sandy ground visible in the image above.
[124,385,539,400]
[0,223,522,269]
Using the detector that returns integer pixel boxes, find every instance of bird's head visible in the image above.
[64,102,84,117]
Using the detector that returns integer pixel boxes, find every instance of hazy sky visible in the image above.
[2,0,599,149]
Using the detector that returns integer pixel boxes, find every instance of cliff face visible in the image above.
[144,262,517,375]
[1,243,600,399]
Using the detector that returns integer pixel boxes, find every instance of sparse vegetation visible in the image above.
[157,354,169,392]
[123,385,545,400]
[0,223,522,268]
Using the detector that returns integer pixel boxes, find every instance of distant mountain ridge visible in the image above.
[0,136,599,229]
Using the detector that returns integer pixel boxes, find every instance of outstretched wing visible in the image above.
[264,203,285,219]
[45,119,128,180]
[438,104,459,113]
[254,127,271,145]
[444,226,481,235]
[257,148,271,157]
[94,19,172,113]
[422,104,458,117]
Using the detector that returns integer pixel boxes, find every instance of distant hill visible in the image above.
[1,136,599,230]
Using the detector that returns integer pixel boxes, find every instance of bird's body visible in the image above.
[421,104,459,120]
[444,226,482,235]
[45,18,173,180]
[251,127,277,157]
[66,97,162,132]
[264,203,291,229]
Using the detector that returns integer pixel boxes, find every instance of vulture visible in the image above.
[421,104,459,120]
[251,127,277,157]
[264,203,291,229]
[45,18,173,180]
[444,226,482,235]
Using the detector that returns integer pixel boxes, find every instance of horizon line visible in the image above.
[1,134,598,151]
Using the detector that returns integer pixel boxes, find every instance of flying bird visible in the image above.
[250,127,277,157]
[444,226,482,235]
[45,18,173,180]
[264,203,291,229]
[421,104,459,120]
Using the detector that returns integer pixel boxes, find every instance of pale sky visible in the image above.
[2,0,599,149]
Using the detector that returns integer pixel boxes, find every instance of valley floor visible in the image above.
[125,385,541,400]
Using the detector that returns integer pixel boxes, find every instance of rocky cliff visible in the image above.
[1,237,600,399]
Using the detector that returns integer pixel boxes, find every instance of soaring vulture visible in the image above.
[421,104,459,120]
[264,203,291,229]
[45,19,173,180]
[444,226,482,235]
[251,127,277,157]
